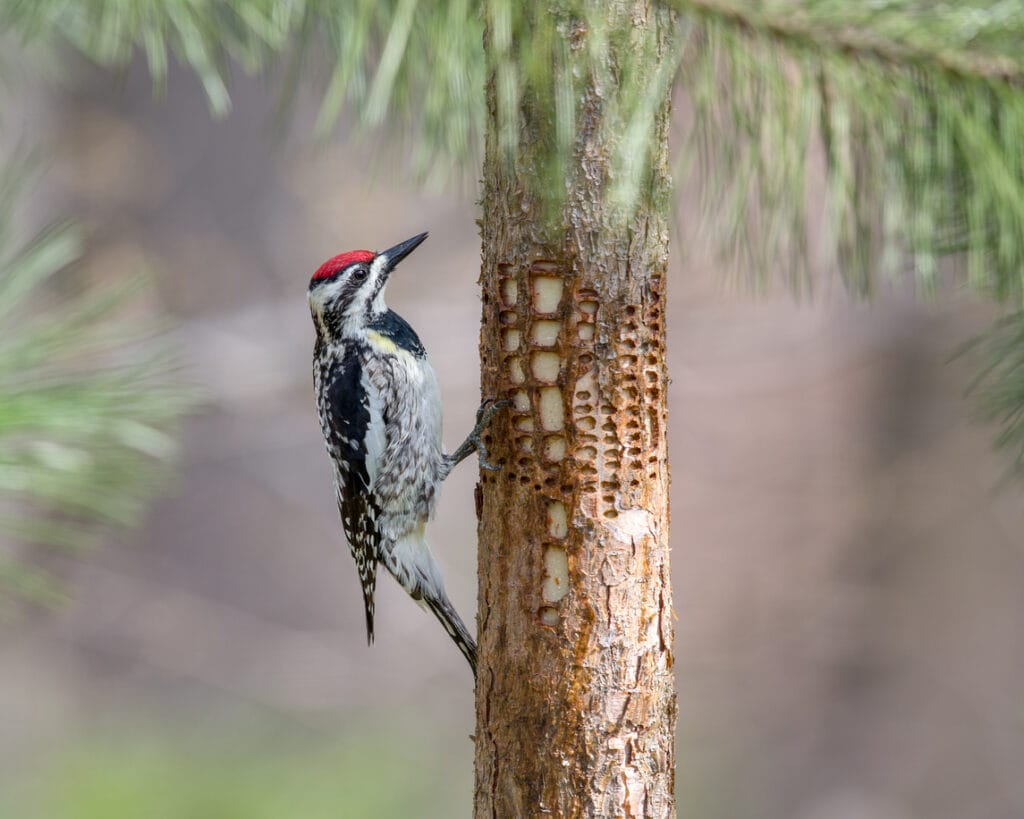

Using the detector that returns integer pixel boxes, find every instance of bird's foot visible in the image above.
[472,398,510,472]
[445,398,510,475]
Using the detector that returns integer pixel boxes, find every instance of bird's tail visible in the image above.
[424,594,477,676]
[382,527,477,674]
[357,553,378,646]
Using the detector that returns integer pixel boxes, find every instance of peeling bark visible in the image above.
[474,2,676,816]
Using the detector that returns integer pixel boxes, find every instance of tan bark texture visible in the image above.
[474,3,676,817]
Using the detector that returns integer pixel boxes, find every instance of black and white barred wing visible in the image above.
[322,350,383,644]
[362,350,445,541]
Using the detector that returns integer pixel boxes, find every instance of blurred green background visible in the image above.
[3,722,469,819]
[1,5,1023,819]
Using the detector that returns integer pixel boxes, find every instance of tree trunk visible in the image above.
[474,3,676,816]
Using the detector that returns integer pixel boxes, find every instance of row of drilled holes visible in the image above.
[499,266,573,628]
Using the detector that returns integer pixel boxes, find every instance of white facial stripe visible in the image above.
[309,275,348,313]
[370,254,390,280]
[368,254,390,315]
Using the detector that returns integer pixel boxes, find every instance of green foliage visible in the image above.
[680,1,1024,72]
[0,165,193,608]
[686,2,1024,301]
[2,0,299,115]
[12,0,1021,296]
[6,0,1024,475]
[680,2,1024,482]
[3,0,486,184]
[964,311,1024,481]
[300,0,485,186]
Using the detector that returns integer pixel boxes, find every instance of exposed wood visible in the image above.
[474,2,676,816]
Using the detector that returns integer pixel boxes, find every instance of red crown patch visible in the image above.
[312,250,376,281]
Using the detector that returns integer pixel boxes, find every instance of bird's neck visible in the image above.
[365,309,426,358]
[313,306,386,348]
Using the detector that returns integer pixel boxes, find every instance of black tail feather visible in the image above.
[359,558,377,646]
[425,595,477,676]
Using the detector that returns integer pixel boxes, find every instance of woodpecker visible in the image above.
[309,231,503,676]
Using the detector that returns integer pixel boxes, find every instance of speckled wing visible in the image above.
[361,347,445,544]
[323,348,382,644]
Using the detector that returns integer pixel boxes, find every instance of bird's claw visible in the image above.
[476,398,511,428]
[473,398,510,472]
[477,440,502,472]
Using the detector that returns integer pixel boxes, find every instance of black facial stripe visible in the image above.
[368,266,389,304]
[317,264,370,302]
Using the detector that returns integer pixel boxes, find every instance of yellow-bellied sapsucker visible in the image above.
[308,232,503,675]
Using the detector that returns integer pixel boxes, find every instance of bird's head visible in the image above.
[308,231,428,340]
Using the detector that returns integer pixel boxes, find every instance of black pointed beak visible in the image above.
[380,232,428,274]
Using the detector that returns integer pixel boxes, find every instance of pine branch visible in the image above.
[0,164,196,607]
[8,0,1024,479]
[963,310,1024,481]
[677,0,1024,84]
[2,0,299,115]
[683,3,1024,303]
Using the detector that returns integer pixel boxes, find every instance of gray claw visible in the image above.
[475,399,510,471]
[477,398,510,427]
[477,442,501,472]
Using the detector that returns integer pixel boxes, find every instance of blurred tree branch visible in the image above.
[963,310,1024,482]
[678,0,1024,83]
[8,4,1022,304]
[0,162,194,609]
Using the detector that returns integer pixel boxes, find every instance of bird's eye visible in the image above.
[352,267,369,282]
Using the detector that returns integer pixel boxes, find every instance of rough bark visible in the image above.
[474,3,676,817]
